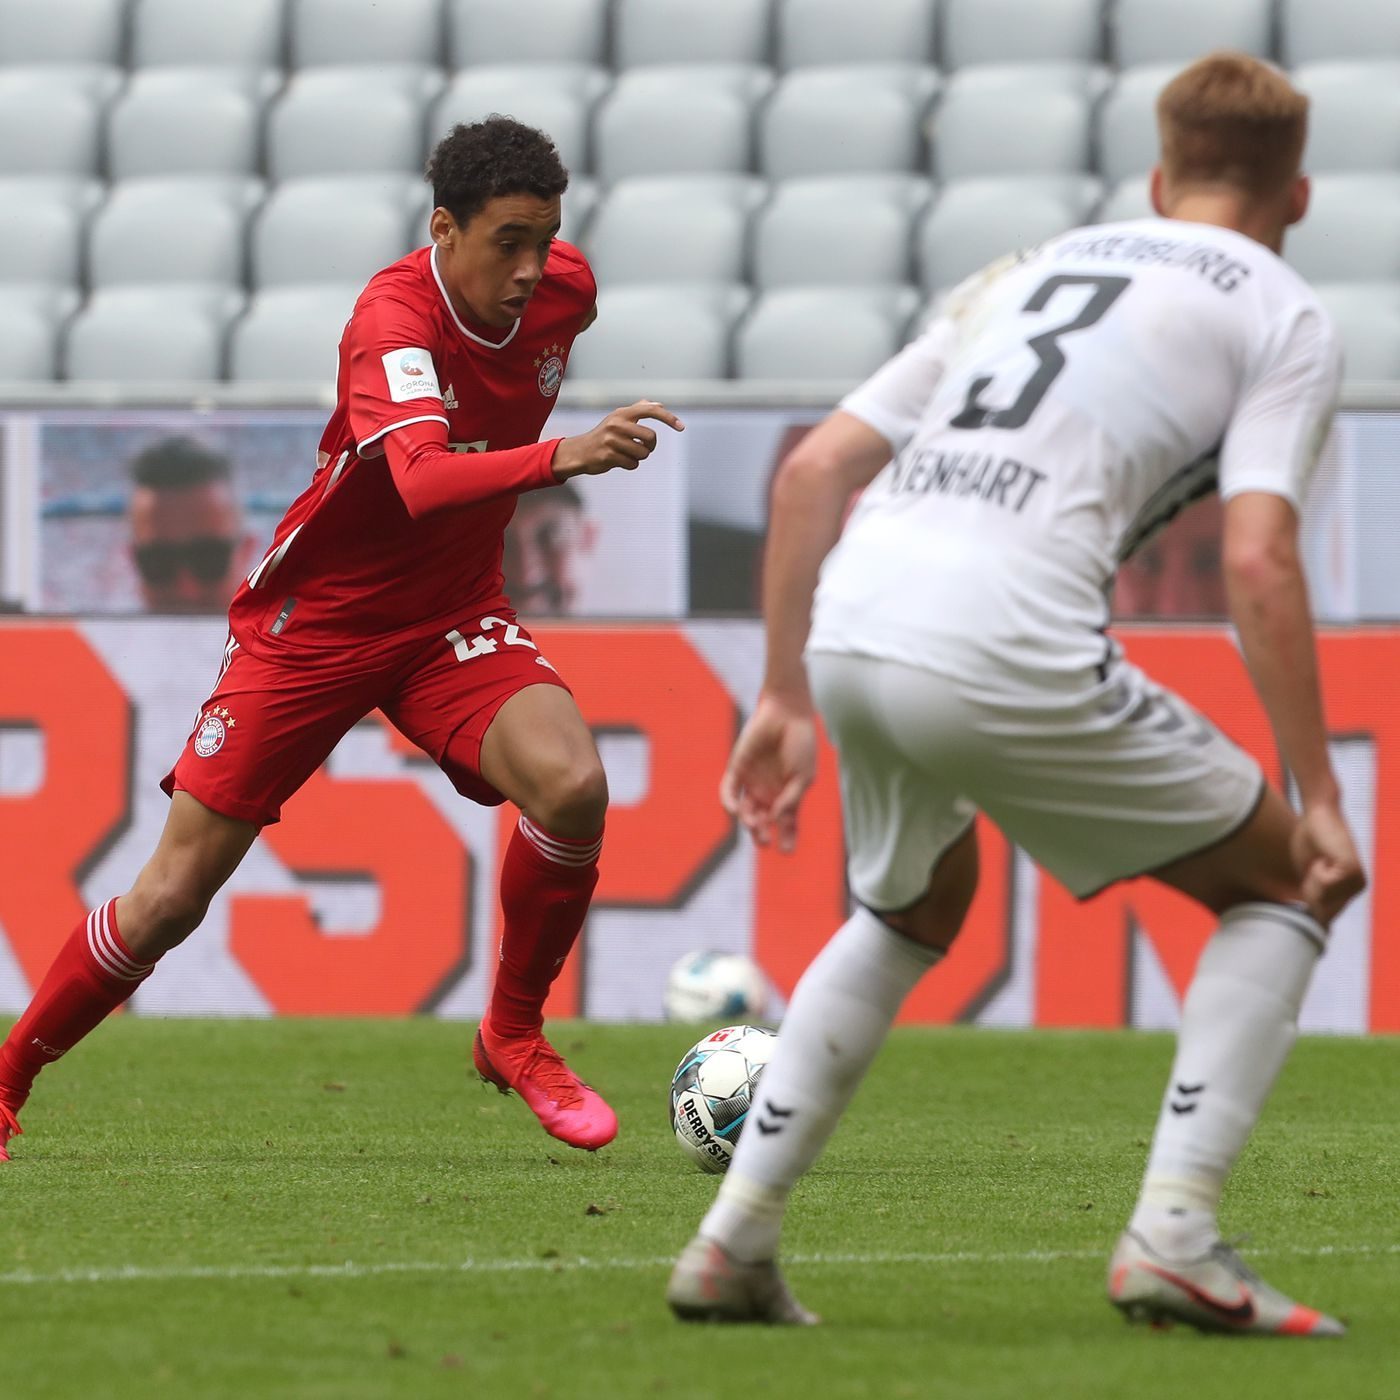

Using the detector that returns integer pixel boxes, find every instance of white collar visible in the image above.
[431,245,521,351]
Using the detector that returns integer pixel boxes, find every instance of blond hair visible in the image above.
[1157,53,1309,197]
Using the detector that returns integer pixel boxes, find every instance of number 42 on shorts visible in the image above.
[447,616,541,662]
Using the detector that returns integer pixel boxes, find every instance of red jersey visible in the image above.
[228,241,596,664]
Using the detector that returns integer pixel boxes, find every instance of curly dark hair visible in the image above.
[425,116,570,227]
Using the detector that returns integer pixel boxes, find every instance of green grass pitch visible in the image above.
[2,1019,1396,1400]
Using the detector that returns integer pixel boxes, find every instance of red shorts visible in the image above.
[162,610,570,827]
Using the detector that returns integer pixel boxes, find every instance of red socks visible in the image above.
[488,815,602,1040]
[0,900,154,1111]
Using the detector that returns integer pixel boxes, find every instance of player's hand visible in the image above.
[720,692,818,855]
[552,401,685,480]
[1291,803,1367,925]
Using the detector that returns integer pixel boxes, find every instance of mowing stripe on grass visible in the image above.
[1,1241,1396,1288]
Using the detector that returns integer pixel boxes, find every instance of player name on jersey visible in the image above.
[889,448,1046,512]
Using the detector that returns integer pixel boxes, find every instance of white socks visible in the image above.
[1130,902,1325,1260]
[700,907,941,1262]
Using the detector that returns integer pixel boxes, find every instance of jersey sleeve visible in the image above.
[838,317,955,454]
[1218,303,1342,511]
[343,292,451,457]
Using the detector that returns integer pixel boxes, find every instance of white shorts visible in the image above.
[807,649,1265,908]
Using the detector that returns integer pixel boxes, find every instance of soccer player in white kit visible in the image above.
[668,54,1366,1335]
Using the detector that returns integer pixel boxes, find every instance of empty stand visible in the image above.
[447,0,610,67]
[290,0,444,68]
[1286,175,1400,282]
[558,176,599,244]
[942,0,1104,68]
[130,0,286,68]
[775,0,937,69]
[1293,63,1400,173]
[0,0,126,65]
[613,0,772,68]
[89,178,263,288]
[584,175,765,286]
[0,177,101,288]
[1095,63,1177,186]
[0,69,108,176]
[430,65,608,176]
[108,68,273,180]
[736,285,920,381]
[268,67,439,180]
[1096,176,1155,223]
[760,65,939,179]
[593,66,772,184]
[0,287,78,380]
[934,65,1098,180]
[1315,283,1400,379]
[1111,0,1273,67]
[65,285,245,382]
[251,176,420,287]
[566,284,750,378]
[917,174,1100,292]
[752,174,933,287]
[1280,0,1400,65]
[230,284,360,383]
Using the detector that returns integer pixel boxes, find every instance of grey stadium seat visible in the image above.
[252,176,420,287]
[917,175,1101,293]
[736,286,921,382]
[593,67,773,185]
[584,175,765,286]
[0,177,102,288]
[0,0,126,64]
[776,0,936,69]
[107,68,275,180]
[1314,283,1400,380]
[290,0,444,67]
[558,176,599,245]
[268,68,440,180]
[430,65,609,177]
[1293,63,1400,173]
[934,66,1097,180]
[1111,0,1273,67]
[565,284,751,379]
[0,287,78,381]
[89,178,264,288]
[760,65,939,179]
[0,69,109,176]
[131,0,286,67]
[941,0,1105,68]
[1281,0,1400,65]
[230,285,360,385]
[1285,175,1400,282]
[65,286,246,383]
[1096,64,1178,186]
[447,0,609,66]
[613,0,772,68]
[753,174,934,288]
[1096,176,1155,223]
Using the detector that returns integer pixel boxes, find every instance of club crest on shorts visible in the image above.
[534,343,564,398]
[193,705,236,758]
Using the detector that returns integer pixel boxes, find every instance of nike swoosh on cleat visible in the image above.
[1141,1263,1257,1325]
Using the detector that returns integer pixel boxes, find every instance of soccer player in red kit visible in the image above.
[0,117,682,1158]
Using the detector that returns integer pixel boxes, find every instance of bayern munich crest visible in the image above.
[193,706,235,758]
[535,344,565,398]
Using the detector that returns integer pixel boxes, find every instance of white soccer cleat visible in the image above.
[1107,1230,1345,1337]
[667,1235,819,1326]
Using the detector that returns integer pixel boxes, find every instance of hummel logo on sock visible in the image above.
[755,1099,794,1135]
[1169,1081,1206,1115]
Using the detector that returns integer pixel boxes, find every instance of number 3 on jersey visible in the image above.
[447,615,539,663]
[951,274,1131,431]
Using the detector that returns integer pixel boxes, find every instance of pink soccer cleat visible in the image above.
[473,1024,618,1151]
[0,1101,21,1163]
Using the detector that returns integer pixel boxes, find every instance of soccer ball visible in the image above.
[664,950,771,1023]
[669,1023,778,1174]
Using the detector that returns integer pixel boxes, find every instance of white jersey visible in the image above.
[809,218,1343,678]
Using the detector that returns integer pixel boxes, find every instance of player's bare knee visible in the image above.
[530,758,608,838]
[122,876,210,957]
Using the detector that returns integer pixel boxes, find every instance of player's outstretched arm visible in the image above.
[552,402,685,480]
[721,412,893,853]
[1222,490,1366,923]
